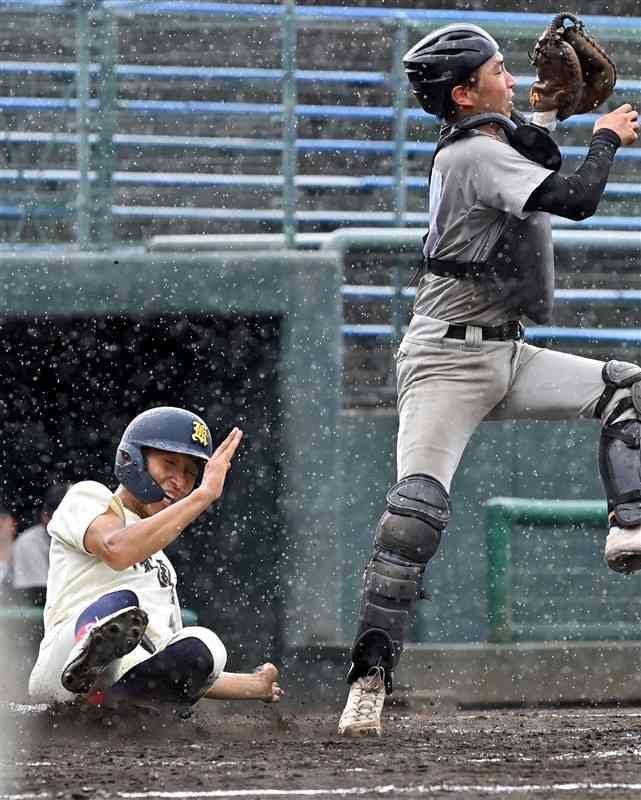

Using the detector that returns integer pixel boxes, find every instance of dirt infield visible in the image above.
[4,700,641,800]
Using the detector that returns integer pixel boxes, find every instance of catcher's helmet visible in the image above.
[114,406,214,503]
[404,24,499,117]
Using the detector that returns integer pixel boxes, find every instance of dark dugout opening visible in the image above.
[0,313,284,669]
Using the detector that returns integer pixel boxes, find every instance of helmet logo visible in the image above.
[192,420,209,448]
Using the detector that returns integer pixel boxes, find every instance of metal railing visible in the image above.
[2,94,635,129]
[3,61,640,93]
[2,1,638,30]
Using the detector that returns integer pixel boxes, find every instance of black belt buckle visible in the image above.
[496,320,524,341]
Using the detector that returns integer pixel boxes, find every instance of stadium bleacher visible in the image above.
[0,1,640,243]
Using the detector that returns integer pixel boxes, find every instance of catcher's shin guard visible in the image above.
[597,361,641,531]
[348,475,450,693]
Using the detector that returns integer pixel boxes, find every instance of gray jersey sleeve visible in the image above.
[470,135,553,219]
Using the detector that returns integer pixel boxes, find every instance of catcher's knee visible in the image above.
[595,360,641,426]
[597,361,641,528]
[376,474,450,561]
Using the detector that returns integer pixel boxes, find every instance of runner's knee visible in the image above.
[170,626,227,679]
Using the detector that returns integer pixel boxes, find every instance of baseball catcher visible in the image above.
[337,18,639,737]
[29,407,283,711]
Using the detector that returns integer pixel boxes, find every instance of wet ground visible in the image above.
[4,700,641,799]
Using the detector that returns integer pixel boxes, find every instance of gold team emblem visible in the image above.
[191,420,209,448]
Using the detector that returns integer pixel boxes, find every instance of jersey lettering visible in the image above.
[137,556,173,589]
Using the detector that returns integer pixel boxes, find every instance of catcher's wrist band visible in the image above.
[532,110,558,132]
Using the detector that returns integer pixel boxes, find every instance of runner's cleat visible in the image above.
[605,525,641,574]
[61,607,148,694]
[337,665,386,736]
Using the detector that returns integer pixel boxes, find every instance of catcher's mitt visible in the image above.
[529,12,617,120]
[562,13,617,114]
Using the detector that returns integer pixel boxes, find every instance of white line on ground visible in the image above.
[553,749,641,761]
[0,794,49,799]
[115,782,641,797]
[7,783,641,800]
[547,712,641,719]
[468,747,641,764]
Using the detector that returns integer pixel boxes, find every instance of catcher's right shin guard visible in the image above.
[597,361,641,529]
[348,475,450,693]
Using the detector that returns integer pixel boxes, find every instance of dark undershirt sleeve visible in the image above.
[523,129,620,221]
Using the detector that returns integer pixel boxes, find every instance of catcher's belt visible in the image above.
[444,320,525,342]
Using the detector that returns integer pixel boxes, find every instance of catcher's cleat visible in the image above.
[61,606,148,695]
[605,525,641,575]
[338,666,386,737]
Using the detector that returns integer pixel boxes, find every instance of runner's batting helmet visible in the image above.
[114,406,213,503]
[404,24,499,117]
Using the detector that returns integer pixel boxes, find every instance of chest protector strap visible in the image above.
[434,111,561,171]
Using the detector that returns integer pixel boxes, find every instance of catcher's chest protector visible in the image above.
[427,120,556,324]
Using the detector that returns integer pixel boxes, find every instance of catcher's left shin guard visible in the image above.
[348,475,450,693]
[597,361,641,531]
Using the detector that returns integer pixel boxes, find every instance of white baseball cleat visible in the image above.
[605,525,641,574]
[337,665,386,736]
[61,606,149,694]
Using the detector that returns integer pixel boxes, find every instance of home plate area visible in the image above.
[4,703,641,800]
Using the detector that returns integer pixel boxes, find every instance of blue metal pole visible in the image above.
[281,0,297,248]
[75,2,91,248]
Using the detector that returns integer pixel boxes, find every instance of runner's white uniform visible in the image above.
[29,481,225,702]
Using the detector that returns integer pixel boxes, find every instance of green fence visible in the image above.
[483,497,641,644]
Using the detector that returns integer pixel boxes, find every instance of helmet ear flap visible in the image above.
[115,443,165,504]
[118,449,132,465]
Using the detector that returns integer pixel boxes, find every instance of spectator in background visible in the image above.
[0,503,17,597]
[12,484,70,607]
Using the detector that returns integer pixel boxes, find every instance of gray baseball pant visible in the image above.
[396,314,629,490]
